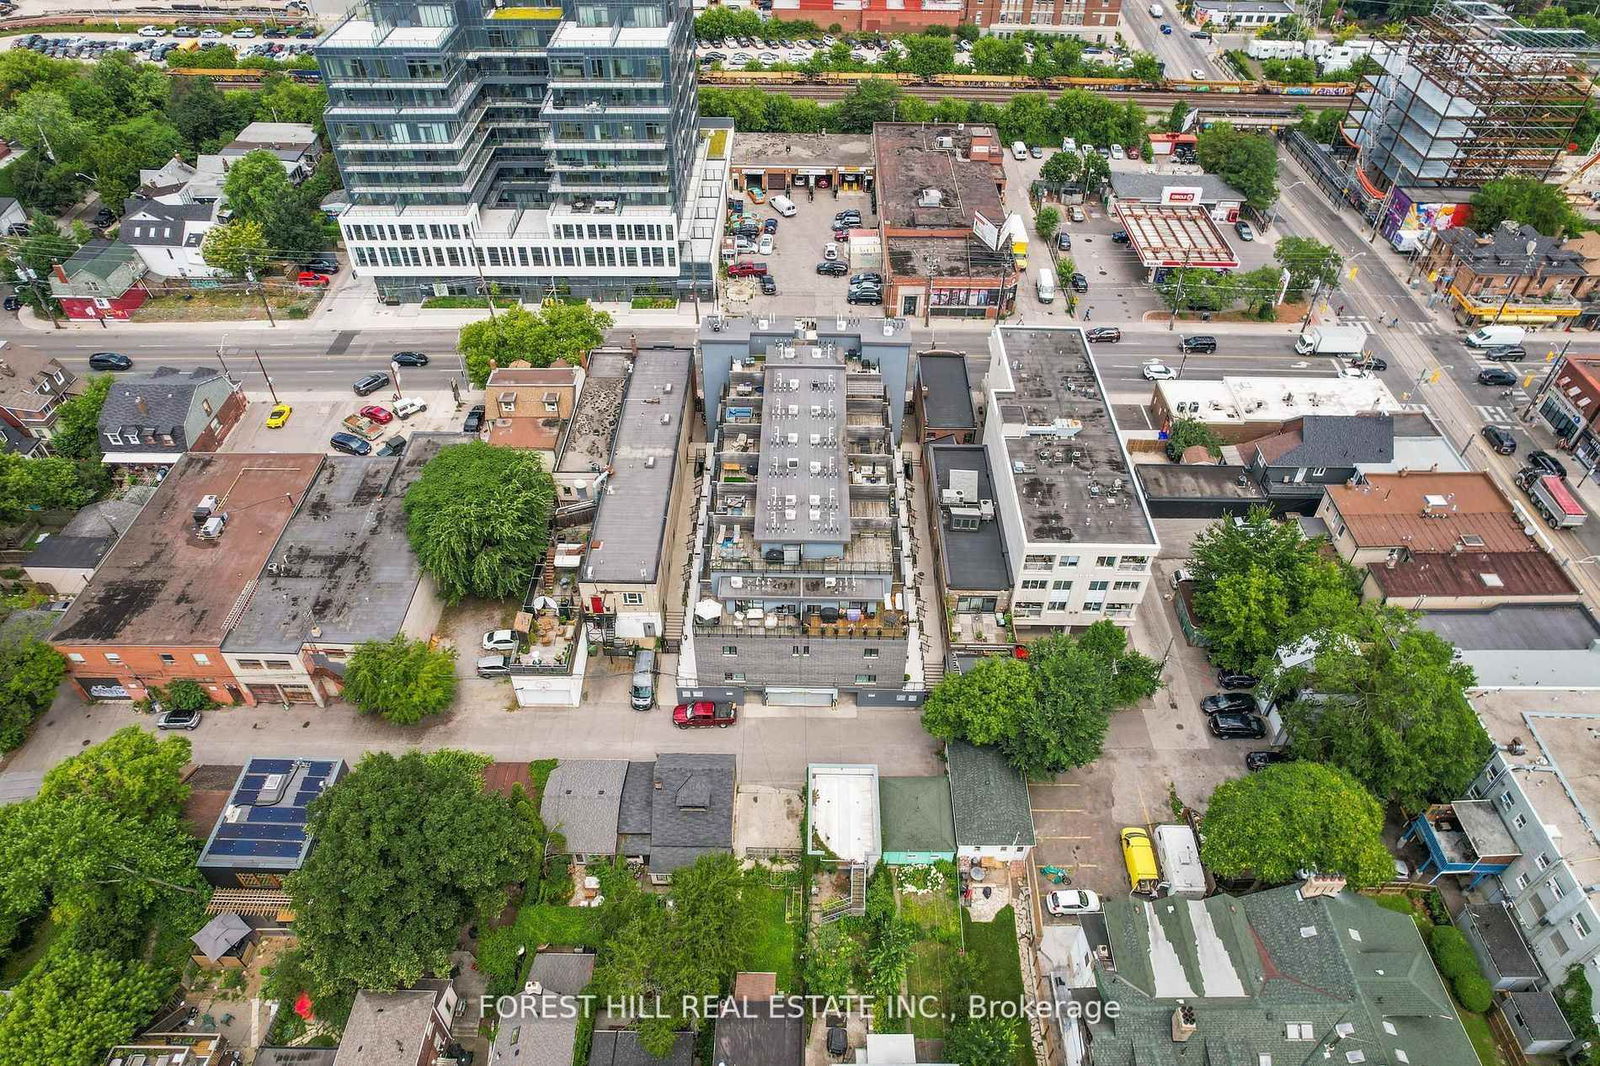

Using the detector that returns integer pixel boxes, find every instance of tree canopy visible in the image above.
[1200,762,1396,887]
[1469,176,1584,238]
[0,636,65,753]
[343,636,458,725]
[1195,124,1279,210]
[457,303,613,387]
[922,621,1162,777]
[287,750,540,993]
[47,376,111,463]
[1274,236,1342,300]
[403,441,556,603]
[38,728,190,822]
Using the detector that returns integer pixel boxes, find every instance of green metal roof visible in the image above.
[878,776,955,854]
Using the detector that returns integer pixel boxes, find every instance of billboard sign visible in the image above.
[1162,188,1202,205]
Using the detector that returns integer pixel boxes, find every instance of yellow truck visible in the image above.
[1121,826,1164,897]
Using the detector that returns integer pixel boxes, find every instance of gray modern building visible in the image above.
[317,0,726,301]
[680,316,922,706]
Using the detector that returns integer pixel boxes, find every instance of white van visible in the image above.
[393,397,427,420]
[1012,141,1028,161]
[1061,137,1077,154]
[1465,324,1526,348]
[770,194,797,217]
[1036,267,1057,303]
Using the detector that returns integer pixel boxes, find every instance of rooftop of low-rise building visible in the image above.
[1113,203,1239,269]
[196,757,346,875]
[222,121,320,160]
[1369,548,1576,600]
[102,1033,226,1066]
[991,327,1157,546]
[926,443,1012,592]
[1325,471,1531,553]
[335,980,453,1066]
[557,349,629,476]
[0,344,70,416]
[1436,220,1590,277]
[1248,413,1395,468]
[886,234,1014,281]
[917,350,976,431]
[1156,374,1405,424]
[732,131,874,169]
[53,453,324,646]
[54,238,140,284]
[946,740,1035,848]
[1108,171,1246,203]
[754,362,851,545]
[873,123,1005,231]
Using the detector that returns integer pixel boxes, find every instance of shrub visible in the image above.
[1453,973,1493,1013]
[1429,925,1477,981]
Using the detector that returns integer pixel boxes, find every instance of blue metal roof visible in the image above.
[196,757,346,872]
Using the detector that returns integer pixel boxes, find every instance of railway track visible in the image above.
[750,81,1344,110]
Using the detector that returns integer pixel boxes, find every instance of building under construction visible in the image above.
[1340,0,1597,202]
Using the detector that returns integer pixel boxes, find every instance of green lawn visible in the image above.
[901,879,964,1040]
[0,915,59,990]
[961,907,1036,1066]
[1458,1005,1504,1066]
[521,904,604,948]
[743,879,799,991]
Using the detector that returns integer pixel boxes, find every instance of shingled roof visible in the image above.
[946,741,1035,849]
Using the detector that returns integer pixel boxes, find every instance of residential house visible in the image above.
[219,438,460,705]
[588,1030,692,1066]
[97,365,247,466]
[1086,885,1477,1065]
[539,760,627,864]
[220,121,323,183]
[22,488,153,597]
[878,775,956,866]
[485,364,584,457]
[335,979,458,1066]
[102,1032,227,1066]
[196,758,347,888]
[915,350,977,444]
[712,972,803,1066]
[1532,355,1600,475]
[617,753,736,882]
[120,198,221,279]
[51,452,323,704]
[1318,471,1578,609]
[1420,221,1598,327]
[489,952,597,1066]
[137,156,200,198]
[925,442,1013,646]
[0,344,75,454]
[47,238,149,321]
[1243,413,1395,504]
[946,740,1035,861]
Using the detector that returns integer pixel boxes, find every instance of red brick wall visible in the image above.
[192,388,248,452]
[56,644,250,704]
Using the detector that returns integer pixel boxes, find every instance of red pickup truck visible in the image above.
[672,701,737,729]
[727,261,768,277]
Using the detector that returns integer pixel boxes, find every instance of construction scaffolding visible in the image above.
[1340,0,1597,199]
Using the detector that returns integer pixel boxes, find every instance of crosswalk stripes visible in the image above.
[1475,404,1523,423]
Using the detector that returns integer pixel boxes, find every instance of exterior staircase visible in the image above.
[923,655,946,688]
[819,863,868,924]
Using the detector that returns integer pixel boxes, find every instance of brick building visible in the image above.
[0,344,75,456]
[51,452,324,704]
[1419,221,1599,328]
[765,0,1120,37]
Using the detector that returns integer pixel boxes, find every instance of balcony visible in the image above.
[694,606,908,640]
[1401,801,1522,887]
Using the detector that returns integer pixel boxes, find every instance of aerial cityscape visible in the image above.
[2,0,1600,1062]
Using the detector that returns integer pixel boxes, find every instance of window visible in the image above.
[104,652,122,663]
[1550,879,1566,902]
[1013,602,1043,619]
[1048,598,1071,611]
[1500,790,1516,810]
[1021,579,1049,590]
[1089,580,1109,592]
[1095,555,1118,567]
[1536,852,1552,871]
[724,671,746,682]
[855,674,877,685]
[159,653,176,664]
[722,645,738,656]
[1122,555,1149,569]
[791,645,810,657]
[66,652,85,663]
[193,653,210,665]
[1513,813,1528,830]
[622,592,645,605]
[201,398,213,416]
[1051,580,1073,591]
[1487,763,1502,781]
[106,432,122,445]
[1572,913,1591,939]
[1023,554,1054,571]
[1113,581,1141,591]
[264,660,293,670]
[237,659,263,670]
[1515,873,1530,891]
[863,648,880,659]
[1311,467,1327,477]
[1059,555,1080,567]
[1083,602,1104,612]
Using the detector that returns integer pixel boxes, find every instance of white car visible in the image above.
[823,242,840,261]
[1191,68,1205,79]
[482,629,518,653]
[821,33,837,45]
[232,27,256,38]
[138,25,165,36]
[199,28,223,38]
[1110,144,1126,160]
[731,52,751,64]
[758,233,775,255]
[1143,362,1179,381]
[1045,889,1102,916]
[758,51,779,64]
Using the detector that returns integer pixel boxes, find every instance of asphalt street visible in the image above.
[1121,2,1221,80]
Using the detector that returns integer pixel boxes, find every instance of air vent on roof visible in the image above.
[1460,534,1485,548]
[223,804,246,823]
[1299,925,1318,938]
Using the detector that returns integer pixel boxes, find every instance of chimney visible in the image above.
[135,396,149,416]
[1298,873,1347,899]
[51,262,68,285]
[1171,1006,1197,1043]
[0,359,12,378]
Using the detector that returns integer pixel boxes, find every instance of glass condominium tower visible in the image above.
[317,0,715,301]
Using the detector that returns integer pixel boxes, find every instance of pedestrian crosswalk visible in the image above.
[1331,314,1447,337]
[1475,403,1524,423]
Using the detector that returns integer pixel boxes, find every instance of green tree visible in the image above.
[1274,236,1342,300]
[1034,206,1060,241]
[91,115,185,209]
[1162,100,1190,133]
[1041,150,1082,185]
[0,946,172,1066]
[1454,974,1492,1014]
[0,637,66,753]
[200,219,269,277]
[1195,124,1279,210]
[803,921,856,997]
[1079,149,1112,196]
[1200,762,1394,887]
[0,453,95,523]
[0,89,92,164]
[1470,176,1583,237]
[456,303,612,387]
[1430,926,1476,980]
[287,750,539,992]
[1155,267,1239,312]
[343,636,458,725]
[946,1016,1020,1066]
[38,727,190,822]
[189,44,241,69]
[404,441,555,603]
[921,655,1034,748]
[1126,52,1165,85]
[833,78,903,133]
[1164,416,1222,461]
[221,148,325,261]
[165,77,231,153]
[971,36,1027,75]
[901,35,956,78]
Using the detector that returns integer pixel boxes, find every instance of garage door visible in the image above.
[764,687,837,707]
[247,684,281,704]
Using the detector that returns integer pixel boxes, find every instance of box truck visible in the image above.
[1293,325,1366,357]
[1154,824,1206,898]
[1465,324,1526,348]
[1120,827,1163,897]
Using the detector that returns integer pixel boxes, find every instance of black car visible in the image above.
[463,404,487,432]
[816,261,848,276]
[1086,326,1122,343]
[306,257,340,274]
[391,351,430,367]
[265,27,288,37]
[1069,272,1089,293]
[1209,712,1267,739]
[1190,30,1212,38]
[91,206,116,227]
[1526,450,1568,478]
[1178,335,1217,354]
[1245,750,1289,772]
[1349,355,1388,372]
[759,275,777,295]
[1201,692,1257,716]
[1216,668,1259,690]
[846,288,882,305]
[330,431,372,456]
[1484,345,1528,362]
[376,435,407,457]
[2,295,19,312]
[1478,367,1518,387]
[850,272,883,286]
[1110,230,1130,244]
[353,372,390,396]
[88,352,132,371]
[1058,232,1072,251]
[833,211,861,226]
[1481,424,1517,455]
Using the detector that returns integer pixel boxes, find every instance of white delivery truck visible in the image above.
[1293,324,1367,357]
[1465,324,1527,348]
[1036,267,1056,303]
[1153,823,1206,898]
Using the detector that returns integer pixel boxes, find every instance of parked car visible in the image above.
[1208,712,1267,739]
[376,435,407,457]
[463,404,486,432]
[1069,272,1088,293]
[1142,361,1178,381]
[757,233,775,255]
[728,261,768,277]
[1234,220,1255,241]
[1349,355,1388,372]
[88,352,133,371]
[1245,750,1290,772]
[359,404,394,424]
[823,242,840,261]
[672,701,738,728]
[1178,335,1217,354]
[1110,143,1126,159]
[265,403,292,428]
[393,397,427,419]
[155,707,202,730]
[1191,29,1212,38]
[817,261,848,276]
[306,257,340,274]
[846,288,882,305]
[1484,345,1528,362]
[199,28,223,39]
[1526,450,1568,478]
[1216,668,1259,690]
[352,372,390,396]
[759,275,777,295]
[476,654,511,678]
[482,628,519,652]
[138,24,164,36]
[1478,367,1518,387]
[850,272,883,286]
[297,271,331,287]
[834,210,861,227]
[1201,692,1258,716]
[329,431,371,456]
[762,217,778,234]
[2,295,20,312]
[1481,424,1518,455]
[391,350,429,366]
[1030,145,1044,158]
[1110,229,1130,244]
[1057,231,1072,251]
[1086,326,1122,343]
[232,26,256,37]
[1044,889,1102,916]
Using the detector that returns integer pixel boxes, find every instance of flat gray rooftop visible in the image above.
[755,364,850,545]
[732,131,874,168]
[918,351,976,431]
[1417,604,1600,651]
[583,346,692,583]
[994,328,1156,545]
[222,434,469,654]
[927,443,1011,592]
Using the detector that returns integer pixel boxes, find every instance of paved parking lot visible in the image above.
[724,190,879,319]
[220,384,469,455]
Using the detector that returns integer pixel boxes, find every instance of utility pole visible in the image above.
[1523,341,1571,424]
[254,349,279,404]
[1166,249,1192,331]
[246,258,276,327]
[466,234,497,326]
[11,259,60,329]
[216,335,236,383]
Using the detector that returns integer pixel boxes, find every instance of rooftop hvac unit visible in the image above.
[197,514,227,540]
[935,135,955,149]
[193,494,220,524]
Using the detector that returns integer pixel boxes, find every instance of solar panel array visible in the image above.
[198,758,344,867]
